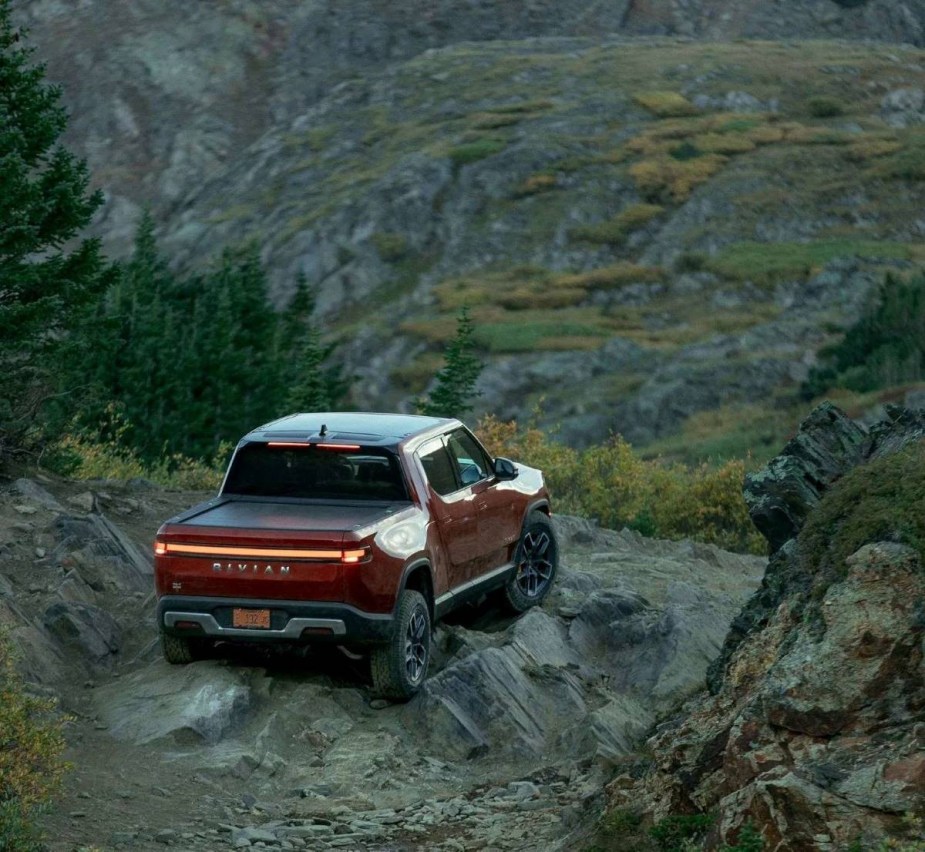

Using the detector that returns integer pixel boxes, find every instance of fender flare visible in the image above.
[395,557,436,621]
[523,498,551,525]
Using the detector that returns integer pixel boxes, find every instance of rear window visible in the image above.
[222,444,409,502]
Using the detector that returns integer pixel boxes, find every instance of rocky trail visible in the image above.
[0,472,764,851]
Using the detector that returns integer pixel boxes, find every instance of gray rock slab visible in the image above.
[96,661,252,745]
[43,600,121,669]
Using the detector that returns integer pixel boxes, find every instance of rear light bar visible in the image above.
[266,442,361,451]
[154,542,370,563]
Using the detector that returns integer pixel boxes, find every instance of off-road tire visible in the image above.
[370,589,431,701]
[160,632,207,664]
[504,511,558,613]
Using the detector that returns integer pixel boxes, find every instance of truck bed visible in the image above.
[172,497,407,532]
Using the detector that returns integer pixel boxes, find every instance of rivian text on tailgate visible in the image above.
[154,412,558,699]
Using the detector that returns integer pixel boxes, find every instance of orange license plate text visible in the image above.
[232,608,271,629]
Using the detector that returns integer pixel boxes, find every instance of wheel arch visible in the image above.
[524,498,551,523]
[397,558,435,624]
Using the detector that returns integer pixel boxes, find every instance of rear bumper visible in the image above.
[156,595,394,644]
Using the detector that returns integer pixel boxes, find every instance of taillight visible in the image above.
[153,542,370,563]
[342,547,370,564]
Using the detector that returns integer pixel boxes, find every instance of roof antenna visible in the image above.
[319,424,327,437]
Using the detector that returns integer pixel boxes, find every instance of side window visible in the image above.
[447,430,491,487]
[418,442,459,497]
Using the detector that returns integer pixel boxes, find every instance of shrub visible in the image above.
[845,136,902,162]
[477,416,764,554]
[496,286,587,310]
[569,219,630,246]
[669,141,702,161]
[674,251,708,273]
[470,112,523,129]
[746,125,785,145]
[650,813,715,850]
[693,132,756,155]
[876,134,925,181]
[603,808,643,834]
[723,822,766,852]
[629,154,726,202]
[806,96,846,118]
[798,438,925,586]
[512,173,558,198]
[569,205,664,245]
[371,232,409,262]
[633,91,698,118]
[48,428,228,490]
[557,263,664,291]
[0,631,68,850]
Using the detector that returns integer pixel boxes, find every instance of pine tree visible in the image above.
[281,274,347,413]
[417,306,483,419]
[0,1,106,454]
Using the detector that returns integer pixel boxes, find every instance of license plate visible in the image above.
[232,608,271,629]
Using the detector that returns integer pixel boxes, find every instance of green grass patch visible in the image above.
[474,320,608,352]
[707,240,918,285]
[874,132,925,181]
[448,137,507,168]
[559,263,664,290]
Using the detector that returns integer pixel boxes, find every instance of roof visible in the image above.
[243,411,455,447]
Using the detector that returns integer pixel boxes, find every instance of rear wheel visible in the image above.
[370,589,431,701]
[504,511,558,613]
[161,632,208,664]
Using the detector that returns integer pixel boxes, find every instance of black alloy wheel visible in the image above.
[504,511,558,612]
[370,589,431,700]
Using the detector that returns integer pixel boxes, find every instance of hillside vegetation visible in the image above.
[139,38,925,454]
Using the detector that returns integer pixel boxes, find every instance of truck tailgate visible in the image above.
[155,498,402,601]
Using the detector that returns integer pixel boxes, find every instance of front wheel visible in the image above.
[504,511,558,613]
[370,589,431,701]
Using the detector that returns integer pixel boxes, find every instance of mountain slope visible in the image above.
[17,5,925,448]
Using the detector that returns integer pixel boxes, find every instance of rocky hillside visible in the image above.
[0,468,763,850]
[602,403,925,849]
[14,2,925,450]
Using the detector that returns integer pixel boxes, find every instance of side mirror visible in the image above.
[493,457,518,481]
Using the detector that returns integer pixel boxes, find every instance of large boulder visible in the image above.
[605,405,925,848]
[742,402,866,553]
[96,661,252,745]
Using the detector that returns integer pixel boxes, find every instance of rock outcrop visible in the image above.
[606,404,925,850]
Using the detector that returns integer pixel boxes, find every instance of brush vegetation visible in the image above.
[0,632,68,851]
[477,415,764,554]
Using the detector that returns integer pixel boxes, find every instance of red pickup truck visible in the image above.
[154,412,556,699]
